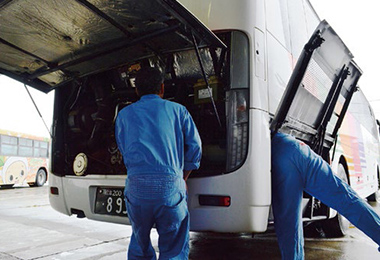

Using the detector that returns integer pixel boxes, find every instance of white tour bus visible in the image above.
[0,0,378,238]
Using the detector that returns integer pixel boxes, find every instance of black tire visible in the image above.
[320,163,350,238]
[367,191,378,202]
[31,169,47,187]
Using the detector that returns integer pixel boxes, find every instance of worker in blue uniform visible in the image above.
[271,132,380,259]
[115,67,202,260]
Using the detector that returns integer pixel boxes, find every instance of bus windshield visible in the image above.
[52,30,249,178]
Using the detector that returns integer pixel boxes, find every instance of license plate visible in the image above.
[95,187,128,217]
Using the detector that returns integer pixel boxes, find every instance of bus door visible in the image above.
[269,20,362,220]
[270,20,362,157]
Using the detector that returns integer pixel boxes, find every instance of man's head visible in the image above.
[135,67,164,97]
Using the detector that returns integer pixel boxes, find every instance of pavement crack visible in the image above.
[30,237,128,260]
[0,252,23,260]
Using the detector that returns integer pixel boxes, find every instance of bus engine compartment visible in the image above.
[51,31,248,178]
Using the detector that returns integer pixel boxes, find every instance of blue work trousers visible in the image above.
[271,133,380,260]
[124,175,189,260]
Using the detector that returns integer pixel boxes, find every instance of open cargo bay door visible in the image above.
[0,0,225,93]
[270,20,362,157]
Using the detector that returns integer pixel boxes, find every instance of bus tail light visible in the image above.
[226,89,249,171]
[50,186,59,195]
[199,195,231,207]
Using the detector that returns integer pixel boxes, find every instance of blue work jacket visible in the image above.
[115,94,202,178]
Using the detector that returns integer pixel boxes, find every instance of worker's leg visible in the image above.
[125,194,157,260]
[271,139,306,260]
[155,190,190,260]
[300,144,380,248]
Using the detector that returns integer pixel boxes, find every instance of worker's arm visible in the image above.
[182,109,202,173]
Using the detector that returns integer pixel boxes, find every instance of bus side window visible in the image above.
[0,135,18,156]
[34,140,48,158]
[19,138,33,157]
[287,0,309,60]
[303,0,320,36]
[266,0,291,52]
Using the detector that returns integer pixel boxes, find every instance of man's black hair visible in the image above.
[135,67,164,96]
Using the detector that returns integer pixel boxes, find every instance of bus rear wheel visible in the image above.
[320,163,350,237]
[367,191,379,202]
[29,169,47,187]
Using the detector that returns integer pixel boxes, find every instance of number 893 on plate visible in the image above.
[95,187,127,217]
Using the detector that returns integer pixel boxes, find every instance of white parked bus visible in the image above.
[0,0,378,238]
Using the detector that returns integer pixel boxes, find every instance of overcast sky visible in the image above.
[0,76,54,138]
[310,0,380,119]
[0,0,379,138]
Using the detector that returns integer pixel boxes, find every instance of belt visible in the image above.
[125,174,185,199]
